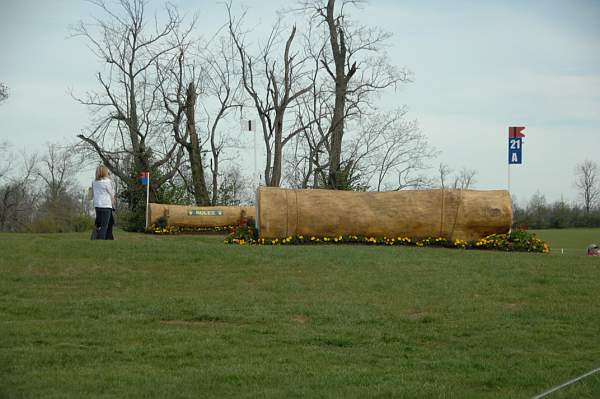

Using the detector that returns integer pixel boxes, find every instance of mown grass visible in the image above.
[1,230,599,398]
[532,228,600,256]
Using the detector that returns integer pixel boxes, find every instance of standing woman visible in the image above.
[92,165,116,240]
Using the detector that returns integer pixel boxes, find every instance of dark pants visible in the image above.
[95,207,114,240]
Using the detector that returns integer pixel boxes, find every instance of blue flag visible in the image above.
[138,172,149,185]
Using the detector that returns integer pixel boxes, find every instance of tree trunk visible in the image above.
[269,114,284,187]
[325,0,353,189]
[210,156,218,205]
[328,89,345,188]
[185,83,211,206]
[264,134,273,187]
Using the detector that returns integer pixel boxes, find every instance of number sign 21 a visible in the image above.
[508,138,523,164]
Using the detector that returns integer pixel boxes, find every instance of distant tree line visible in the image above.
[513,160,600,229]
[2,141,597,232]
[0,142,254,233]
[0,143,93,233]
[513,194,600,229]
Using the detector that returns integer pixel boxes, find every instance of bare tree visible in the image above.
[575,159,600,214]
[302,0,411,189]
[216,165,253,206]
[452,167,477,190]
[228,4,313,187]
[283,30,331,189]
[0,151,39,231]
[202,36,245,204]
[437,163,452,190]
[0,82,8,104]
[159,19,247,205]
[434,164,477,190]
[526,190,549,228]
[72,0,188,207]
[158,35,213,206]
[38,144,82,203]
[0,142,13,181]
[35,144,85,225]
[345,109,435,191]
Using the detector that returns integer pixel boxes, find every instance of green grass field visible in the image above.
[532,228,600,256]
[1,229,599,398]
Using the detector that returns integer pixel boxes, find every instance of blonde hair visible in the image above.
[95,165,110,181]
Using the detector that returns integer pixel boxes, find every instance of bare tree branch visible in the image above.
[228,2,313,187]
[72,0,190,212]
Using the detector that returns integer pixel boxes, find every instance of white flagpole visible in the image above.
[507,127,511,194]
[145,172,150,230]
[508,164,511,195]
[253,123,258,187]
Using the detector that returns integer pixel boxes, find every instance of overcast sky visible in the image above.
[0,0,599,205]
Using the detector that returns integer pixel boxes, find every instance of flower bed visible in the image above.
[147,224,234,235]
[145,214,235,235]
[224,229,550,253]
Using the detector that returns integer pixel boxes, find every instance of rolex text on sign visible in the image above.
[188,210,224,217]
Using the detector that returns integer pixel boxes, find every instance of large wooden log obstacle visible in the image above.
[256,187,512,241]
[148,203,255,228]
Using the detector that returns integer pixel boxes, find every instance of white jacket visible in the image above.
[92,178,115,208]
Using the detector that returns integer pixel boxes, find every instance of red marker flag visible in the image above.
[509,126,526,138]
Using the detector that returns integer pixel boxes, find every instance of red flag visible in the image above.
[509,126,526,138]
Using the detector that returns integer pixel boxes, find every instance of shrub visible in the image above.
[25,214,94,233]
[118,207,146,232]
[71,215,95,232]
